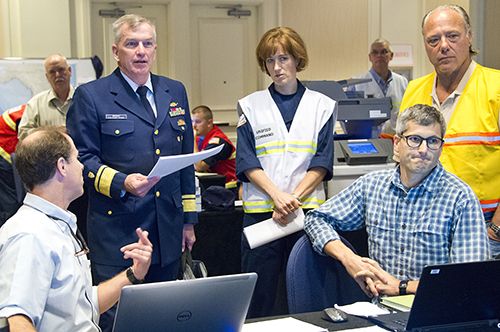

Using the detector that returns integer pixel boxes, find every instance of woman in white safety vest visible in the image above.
[236,26,338,318]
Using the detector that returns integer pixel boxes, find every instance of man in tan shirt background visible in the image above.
[18,54,74,139]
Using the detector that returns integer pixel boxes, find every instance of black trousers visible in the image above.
[241,212,304,318]
[0,158,21,226]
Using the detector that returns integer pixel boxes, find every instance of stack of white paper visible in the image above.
[242,317,327,332]
[243,208,304,249]
[148,145,223,178]
[334,302,390,317]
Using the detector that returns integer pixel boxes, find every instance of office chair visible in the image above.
[0,317,8,332]
[286,234,368,314]
[10,153,26,203]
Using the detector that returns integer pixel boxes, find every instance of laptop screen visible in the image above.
[112,273,257,332]
[406,260,500,331]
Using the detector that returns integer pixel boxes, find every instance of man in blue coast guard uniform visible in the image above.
[66,14,197,331]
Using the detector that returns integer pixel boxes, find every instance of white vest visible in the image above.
[238,88,336,213]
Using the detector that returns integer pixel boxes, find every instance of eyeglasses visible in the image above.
[400,134,444,150]
[370,49,390,56]
[71,227,90,257]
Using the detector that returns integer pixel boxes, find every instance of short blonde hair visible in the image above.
[112,14,156,44]
[255,27,308,75]
[192,105,213,121]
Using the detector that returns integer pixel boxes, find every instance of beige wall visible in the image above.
[281,0,368,81]
[0,0,71,57]
[484,0,500,69]
[0,0,497,83]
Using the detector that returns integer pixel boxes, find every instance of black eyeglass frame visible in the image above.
[399,134,444,150]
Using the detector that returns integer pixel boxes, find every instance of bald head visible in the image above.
[44,54,72,100]
[421,5,477,55]
[44,54,68,70]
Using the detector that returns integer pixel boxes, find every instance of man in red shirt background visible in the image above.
[192,105,237,192]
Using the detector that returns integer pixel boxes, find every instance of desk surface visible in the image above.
[247,311,374,331]
[249,311,500,331]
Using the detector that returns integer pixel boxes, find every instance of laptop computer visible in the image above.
[112,273,257,332]
[369,260,500,331]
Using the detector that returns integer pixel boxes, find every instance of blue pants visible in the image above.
[489,237,500,258]
[241,212,303,318]
[92,260,180,332]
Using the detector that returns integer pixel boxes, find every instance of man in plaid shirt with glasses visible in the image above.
[305,104,490,299]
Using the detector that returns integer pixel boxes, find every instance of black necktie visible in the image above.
[136,86,155,118]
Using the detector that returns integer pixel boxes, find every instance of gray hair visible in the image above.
[112,14,156,44]
[396,104,446,138]
[421,4,478,55]
[371,38,392,53]
[43,53,69,71]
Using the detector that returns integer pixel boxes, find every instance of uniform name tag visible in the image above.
[105,114,128,120]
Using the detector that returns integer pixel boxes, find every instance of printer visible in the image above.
[303,80,396,197]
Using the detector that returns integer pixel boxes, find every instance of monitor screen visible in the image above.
[348,142,378,154]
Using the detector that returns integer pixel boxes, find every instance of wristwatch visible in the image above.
[399,279,409,295]
[126,267,145,284]
[489,223,500,238]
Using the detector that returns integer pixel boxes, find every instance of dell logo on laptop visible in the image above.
[177,311,192,321]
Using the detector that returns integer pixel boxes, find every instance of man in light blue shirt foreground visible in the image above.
[305,104,490,299]
[0,127,153,331]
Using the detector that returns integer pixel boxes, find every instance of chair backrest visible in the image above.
[0,317,9,332]
[10,153,26,203]
[286,234,367,314]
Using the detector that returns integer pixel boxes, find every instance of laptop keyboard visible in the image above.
[393,319,408,327]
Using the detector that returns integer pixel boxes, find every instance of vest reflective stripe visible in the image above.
[242,197,326,212]
[2,111,16,131]
[0,146,11,164]
[301,197,325,209]
[243,200,274,213]
[481,199,499,212]
[255,140,317,156]
[225,181,237,189]
[444,132,500,146]
[255,141,286,156]
[239,88,336,213]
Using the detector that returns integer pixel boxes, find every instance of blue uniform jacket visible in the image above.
[66,68,197,267]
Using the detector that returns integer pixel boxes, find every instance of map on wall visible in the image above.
[0,58,96,114]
